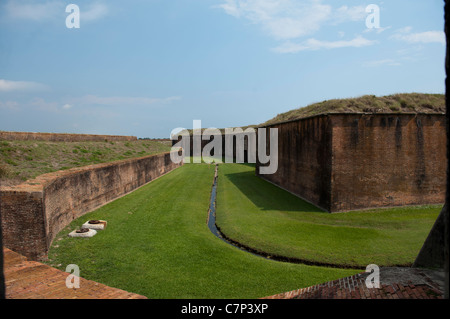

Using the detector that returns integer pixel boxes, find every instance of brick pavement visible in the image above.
[262,267,445,299]
[3,248,147,299]
[3,247,445,300]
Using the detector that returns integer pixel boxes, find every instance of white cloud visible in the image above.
[0,94,181,114]
[216,0,332,40]
[395,26,413,34]
[0,100,20,111]
[362,59,401,68]
[3,0,108,22]
[363,25,391,34]
[216,1,373,41]
[390,27,445,45]
[0,98,58,112]
[0,79,49,92]
[333,5,366,24]
[83,2,109,22]
[74,95,181,107]
[4,0,63,21]
[216,1,380,54]
[29,97,59,112]
[272,35,376,53]
[218,0,242,17]
[395,46,424,62]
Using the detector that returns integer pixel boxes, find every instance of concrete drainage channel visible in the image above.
[68,220,107,238]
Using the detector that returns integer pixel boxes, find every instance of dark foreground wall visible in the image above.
[0,189,4,299]
[414,0,449,299]
[0,152,182,260]
[0,131,137,142]
[257,113,446,213]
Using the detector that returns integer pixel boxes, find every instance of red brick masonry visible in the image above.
[3,248,147,299]
[1,151,182,260]
[262,267,445,299]
[257,114,446,212]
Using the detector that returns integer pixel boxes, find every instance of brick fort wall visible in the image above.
[0,152,182,260]
[256,115,332,211]
[330,114,445,212]
[256,113,446,212]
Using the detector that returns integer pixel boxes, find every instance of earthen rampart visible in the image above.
[0,131,137,142]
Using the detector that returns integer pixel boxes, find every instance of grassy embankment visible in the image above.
[0,139,172,186]
[176,93,445,135]
[261,93,445,126]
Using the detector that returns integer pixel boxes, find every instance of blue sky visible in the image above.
[0,0,446,138]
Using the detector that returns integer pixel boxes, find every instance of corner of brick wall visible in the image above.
[255,113,446,213]
[0,187,47,260]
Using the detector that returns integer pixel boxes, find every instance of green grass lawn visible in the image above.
[215,163,442,268]
[46,163,358,299]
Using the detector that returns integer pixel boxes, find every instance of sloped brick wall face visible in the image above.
[256,114,446,212]
[256,116,333,211]
[0,131,137,142]
[0,152,182,260]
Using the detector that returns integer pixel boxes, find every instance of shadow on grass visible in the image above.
[223,166,325,213]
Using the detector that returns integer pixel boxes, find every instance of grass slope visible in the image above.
[0,139,171,186]
[261,93,445,126]
[46,164,357,299]
[215,164,441,268]
[174,93,444,135]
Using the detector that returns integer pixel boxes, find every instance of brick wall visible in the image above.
[0,131,137,142]
[256,115,332,211]
[172,131,253,162]
[330,114,446,212]
[0,152,182,260]
[0,188,47,260]
[256,113,446,212]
